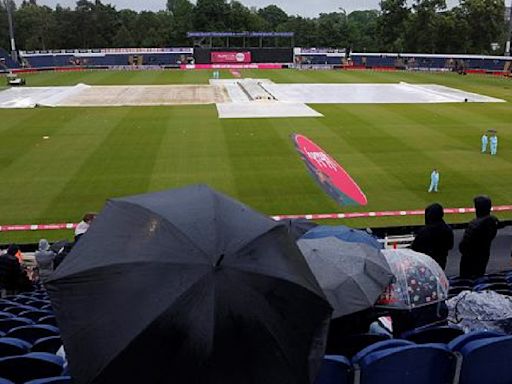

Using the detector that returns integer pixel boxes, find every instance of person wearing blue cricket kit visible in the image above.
[481,133,488,153]
[490,134,498,155]
[428,169,440,192]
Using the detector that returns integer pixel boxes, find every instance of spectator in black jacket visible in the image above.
[0,244,32,295]
[459,196,499,278]
[411,203,454,270]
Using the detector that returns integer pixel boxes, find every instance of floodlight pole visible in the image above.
[506,5,512,56]
[3,0,17,62]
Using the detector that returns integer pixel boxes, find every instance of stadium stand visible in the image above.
[0,48,19,69]
[18,48,193,69]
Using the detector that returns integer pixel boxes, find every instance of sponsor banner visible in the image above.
[211,51,251,64]
[180,64,283,70]
[2,205,511,232]
[293,134,368,206]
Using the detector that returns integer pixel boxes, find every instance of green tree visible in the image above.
[377,0,411,51]
[406,0,446,52]
[257,5,288,30]
[459,0,507,53]
[169,0,194,45]
[193,0,230,31]
[434,8,470,53]
[112,24,135,47]
[14,2,57,50]
[347,10,380,52]
[316,12,350,48]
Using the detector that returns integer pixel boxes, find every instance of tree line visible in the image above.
[0,0,508,54]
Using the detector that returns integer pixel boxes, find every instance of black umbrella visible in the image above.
[297,237,393,318]
[280,218,319,240]
[47,185,332,384]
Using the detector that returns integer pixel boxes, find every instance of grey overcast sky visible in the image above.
[15,0,478,17]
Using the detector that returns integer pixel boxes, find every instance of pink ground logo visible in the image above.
[293,134,368,206]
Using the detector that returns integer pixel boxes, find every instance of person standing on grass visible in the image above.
[490,134,498,155]
[481,133,488,153]
[459,195,499,278]
[428,169,440,193]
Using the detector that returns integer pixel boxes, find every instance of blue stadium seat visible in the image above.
[18,310,53,322]
[0,312,15,320]
[0,301,18,311]
[38,315,58,327]
[448,330,505,351]
[26,300,51,309]
[352,339,414,363]
[3,305,38,316]
[326,333,390,358]
[32,336,63,354]
[402,325,464,344]
[355,344,457,384]
[0,352,64,383]
[41,304,53,311]
[473,282,510,292]
[6,325,59,344]
[0,337,31,357]
[448,286,473,296]
[0,318,34,333]
[25,377,72,384]
[458,335,512,384]
[314,355,352,384]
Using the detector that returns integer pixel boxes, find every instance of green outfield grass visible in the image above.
[1,69,511,244]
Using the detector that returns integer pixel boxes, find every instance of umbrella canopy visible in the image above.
[47,185,332,384]
[301,225,383,250]
[376,249,449,310]
[296,237,393,318]
[280,218,318,241]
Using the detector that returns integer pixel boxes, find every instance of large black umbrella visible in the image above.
[47,185,332,384]
[297,237,393,318]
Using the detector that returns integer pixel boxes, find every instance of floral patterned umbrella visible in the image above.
[376,249,449,309]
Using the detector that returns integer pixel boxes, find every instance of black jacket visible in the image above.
[459,196,499,278]
[411,203,454,270]
[0,254,30,291]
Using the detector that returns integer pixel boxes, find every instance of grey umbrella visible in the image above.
[297,237,394,318]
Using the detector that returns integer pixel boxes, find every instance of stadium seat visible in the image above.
[457,335,512,384]
[402,325,464,344]
[314,355,352,384]
[26,300,51,309]
[474,275,506,285]
[0,318,34,333]
[449,278,474,287]
[0,337,31,357]
[6,325,59,344]
[473,283,510,292]
[448,330,505,351]
[0,312,15,320]
[326,333,390,358]
[352,339,414,363]
[448,286,472,296]
[41,304,53,311]
[18,310,53,322]
[3,305,38,316]
[0,352,64,383]
[354,344,457,384]
[32,336,63,354]
[38,315,58,327]
[25,377,72,384]
[0,301,18,311]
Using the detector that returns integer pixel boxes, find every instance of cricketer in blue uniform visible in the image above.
[481,134,488,153]
[429,169,440,192]
[490,135,498,155]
